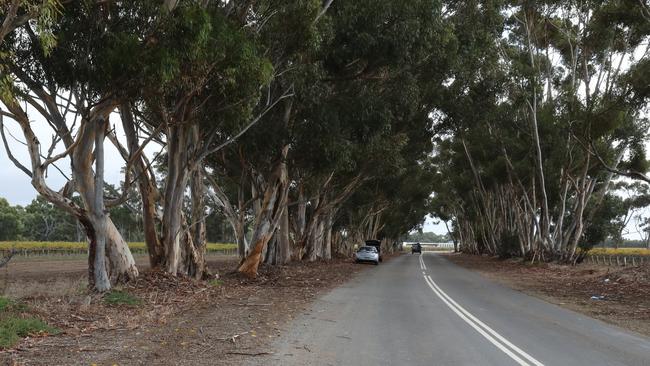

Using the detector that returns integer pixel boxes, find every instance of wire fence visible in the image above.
[585,255,649,267]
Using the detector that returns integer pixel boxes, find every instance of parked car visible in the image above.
[365,239,383,262]
[355,246,380,265]
[412,243,422,254]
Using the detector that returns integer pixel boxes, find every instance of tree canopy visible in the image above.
[1,0,649,290]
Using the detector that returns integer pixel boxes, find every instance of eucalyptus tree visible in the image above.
[431,1,650,262]
[0,198,21,241]
[202,0,455,277]
[0,0,145,291]
[286,0,454,264]
[498,0,649,260]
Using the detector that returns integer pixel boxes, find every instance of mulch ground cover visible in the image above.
[0,255,377,365]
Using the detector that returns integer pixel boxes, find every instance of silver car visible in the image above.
[355,246,379,265]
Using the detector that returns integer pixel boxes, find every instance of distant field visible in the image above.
[588,248,650,256]
[0,241,236,252]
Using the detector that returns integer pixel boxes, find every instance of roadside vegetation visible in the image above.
[0,296,57,348]
[429,2,650,262]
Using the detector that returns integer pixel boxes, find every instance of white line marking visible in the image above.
[419,254,427,270]
[427,276,544,366]
[423,276,533,366]
[423,275,544,366]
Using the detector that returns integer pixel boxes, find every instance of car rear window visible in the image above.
[358,246,377,252]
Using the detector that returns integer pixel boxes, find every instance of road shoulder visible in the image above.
[444,253,650,337]
[1,256,378,365]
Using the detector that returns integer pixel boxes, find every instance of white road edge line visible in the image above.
[426,276,544,366]
[419,254,427,270]
[422,276,533,366]
[419,253,543,366]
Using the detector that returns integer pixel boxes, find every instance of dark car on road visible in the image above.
[412,243,422,254]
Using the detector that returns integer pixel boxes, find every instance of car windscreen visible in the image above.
[358,246,377,252]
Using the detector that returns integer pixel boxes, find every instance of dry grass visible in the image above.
[4,277,87,299]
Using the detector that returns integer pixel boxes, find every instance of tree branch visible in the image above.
[0,114,32,177]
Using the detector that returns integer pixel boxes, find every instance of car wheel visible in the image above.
[374,261,379,265]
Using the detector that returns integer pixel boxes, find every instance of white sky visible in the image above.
[0,109,145,206]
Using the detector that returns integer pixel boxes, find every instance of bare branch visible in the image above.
[197,86,294,162]
[314,0,335,24]
[0,114,32,177]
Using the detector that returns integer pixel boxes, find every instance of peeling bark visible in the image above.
[238,145,290,277]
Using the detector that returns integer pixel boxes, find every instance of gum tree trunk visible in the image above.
[71,107,139,287]
[91,117,111,291]
[161,124,208,277]
[120,105,164,268]
[188,162,208,279]
[238,146,290,277]
[265,166,292,265]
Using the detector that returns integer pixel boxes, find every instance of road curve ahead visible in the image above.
[252,253,650,366]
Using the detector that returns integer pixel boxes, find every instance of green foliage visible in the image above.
[0,198,22,241]
[104,291,141,306]
[429,1,650,259]
[22,197,77,242]
[404,232,450,243]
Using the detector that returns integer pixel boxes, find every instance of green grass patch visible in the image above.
[0,317,58,348]
[104,290,141,306]
[209,279,224,287]
[0,297,12,312]
[0,297,26,313]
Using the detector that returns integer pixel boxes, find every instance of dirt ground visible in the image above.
[445,253,650,337]
[0,254,377,365]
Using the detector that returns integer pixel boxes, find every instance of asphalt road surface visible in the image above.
[252,253,650,366]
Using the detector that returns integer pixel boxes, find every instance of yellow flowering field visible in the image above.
[588,247,650,256]
[0,241,236,251]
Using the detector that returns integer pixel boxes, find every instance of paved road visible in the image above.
[253,253,650,366]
